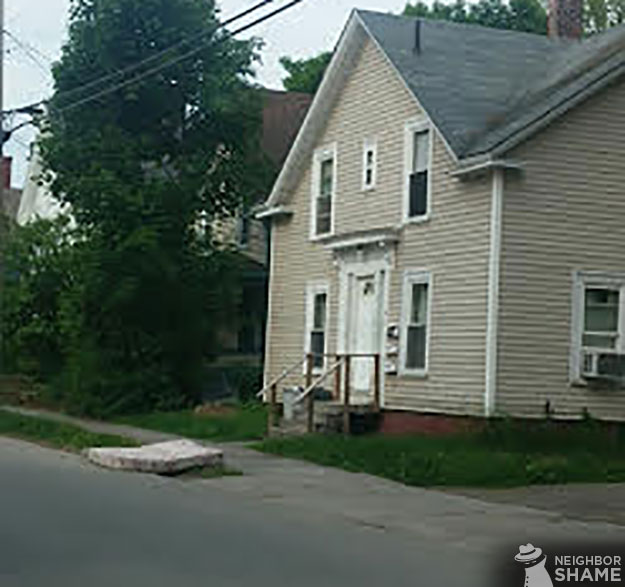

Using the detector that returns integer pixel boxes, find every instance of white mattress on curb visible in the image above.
[85,440,223,474]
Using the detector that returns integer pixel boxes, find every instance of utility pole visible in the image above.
[0,0,5,377]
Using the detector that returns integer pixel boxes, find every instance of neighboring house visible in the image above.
[1,157,23,222]
[210,90,312,394]
[16,145,69,225]
[258,2,625,425]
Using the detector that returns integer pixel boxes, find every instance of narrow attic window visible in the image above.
[362,139,377,191]
[404,120,431,221]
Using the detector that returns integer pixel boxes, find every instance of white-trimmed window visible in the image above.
[400,271,431,375]
[311,144,336,238]
[305,283,329,371]
[362,138,377,191]
[404,120,432,222]
[571,271,625,379]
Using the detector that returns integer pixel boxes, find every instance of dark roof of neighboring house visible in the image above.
[1,188,22,221]
[358,10,625,159]
[262,89,313,166]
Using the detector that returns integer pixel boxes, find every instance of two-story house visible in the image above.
[258,3,625,427]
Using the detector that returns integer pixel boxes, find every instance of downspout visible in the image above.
[261,218,274,389]
[485,168,504,417]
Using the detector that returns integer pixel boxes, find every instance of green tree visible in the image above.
[404,0,547,34]
[585,0,625,32]
[280,51,332,94]
[1,217,75,379]
[38,0,268,416]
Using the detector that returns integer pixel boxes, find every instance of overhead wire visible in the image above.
[3,0,287,115]
[3,29,51,77]
[53,0,306,114]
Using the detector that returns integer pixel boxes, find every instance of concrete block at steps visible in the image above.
[86,440,223,474]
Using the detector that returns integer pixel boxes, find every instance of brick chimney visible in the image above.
[548,0,583,39]
[1,156,11,189]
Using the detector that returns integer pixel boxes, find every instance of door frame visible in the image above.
[336,249,390,407]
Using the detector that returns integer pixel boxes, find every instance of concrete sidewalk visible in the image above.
[446,483,625,527]
[3,405,625,547]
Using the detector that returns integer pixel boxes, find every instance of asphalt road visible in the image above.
[0,437,482,587]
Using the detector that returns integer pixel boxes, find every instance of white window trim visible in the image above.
[361,138,377,192]
[399,269,432,377]
[402,118,433,225]
[304,281,330,374]
[310,143,337,240]
[570,270,625,383]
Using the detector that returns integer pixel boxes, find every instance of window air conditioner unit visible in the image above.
[581,350,625,381]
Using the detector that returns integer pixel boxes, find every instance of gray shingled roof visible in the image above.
[357,10,625,159]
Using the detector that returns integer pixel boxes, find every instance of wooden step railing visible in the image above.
[256,353,308,431]
[263,352,382,436]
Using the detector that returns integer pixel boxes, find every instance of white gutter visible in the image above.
[485,168,504,417]
[451,158,523,178]
[255,206,293,220]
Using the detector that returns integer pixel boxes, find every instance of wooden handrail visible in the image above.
[294,357,346,405]
[256,354,308,399]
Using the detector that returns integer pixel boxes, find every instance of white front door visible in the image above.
[348,273,383,397]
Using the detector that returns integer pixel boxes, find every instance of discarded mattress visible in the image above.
[85,439,223,474]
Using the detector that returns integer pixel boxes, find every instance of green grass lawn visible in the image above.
[0,409,137,452]
[116,403,267,442]
[256,419,625,488]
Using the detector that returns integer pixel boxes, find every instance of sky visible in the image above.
[4,0,408,187]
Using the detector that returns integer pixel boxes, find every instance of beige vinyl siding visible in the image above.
[497,78,625,420]
[265,36,492,414]
[212,215,267,266]
[385,133,491,415]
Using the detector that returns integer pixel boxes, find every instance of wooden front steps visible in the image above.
[269,399,381,437]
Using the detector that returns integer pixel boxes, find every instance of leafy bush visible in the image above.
[225,364,263,403]
[1,217,74,379]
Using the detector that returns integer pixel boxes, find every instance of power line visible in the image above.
[4,0,280,115]
[56,0,278,106]
[53,0,306,115]
[3,29,52,63]
[3,29,50,76]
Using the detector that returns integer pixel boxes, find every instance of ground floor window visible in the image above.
[306,283,329,371]
[572,272,625,379]
[400,270,431,375]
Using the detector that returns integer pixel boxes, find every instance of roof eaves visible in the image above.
[264,11,366,209]
[485,53,625,159]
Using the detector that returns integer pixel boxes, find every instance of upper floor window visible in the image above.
[400,270,431,376]
[362,139,377,191]
[404,120,431,221]
[311,144,336,238]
